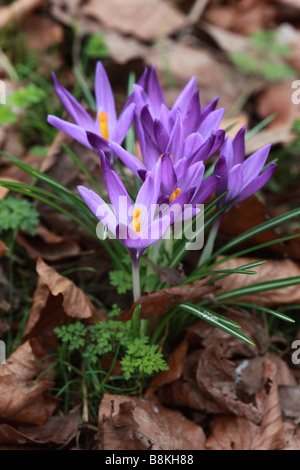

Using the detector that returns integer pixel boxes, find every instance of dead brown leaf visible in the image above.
[0,410,79,446]
[16,224,81,261]
[0,0,45,30]
[36,257,94,319]
[214,255,300,306]
[0,240,8,258]
[279,385,300,423]
[144,339,189,399]
[97,394,206,450]
[0,340,55,425]
[206,360,286,450]
[122,277,217,321]
[81,0,187,42]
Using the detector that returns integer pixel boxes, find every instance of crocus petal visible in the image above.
[171,76,197,117]
[182,90,202,137]
[199,108,224,140]
[191,175,220,204]
[183,133,204,158]
[154,119,169,151]
[166,111,184,164]
[99,151,132,223]
[177,161,205,192]
[148,65,165,116]
[111,103,135,144]
[232,125,246,166]
[238,163,277,202]
[95,61,117,127]
[47,116,92,148]
[226,164,244,202]
[214,154,228,195]
[86,130,111,152]
[198,97,219,124]
[242,145,271,187]
[160,154,177,195]
[109,142,146,179]
[77,185,117,235]
[51,72,95,131]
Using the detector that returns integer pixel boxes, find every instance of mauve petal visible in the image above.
[219,135,234,168]
[226,164,244,202]
[232,125,246,165]
[199,97,219,124]
[86,130,111,152]
[131,84,150,114]
[242,144,271,187]
[174,157,188,181]
[238,163,276,202]
[111,103,135,144]
[171,76,197,117]
[166,112,184,164]
[191,175,220,204]
[109,142,146,178]
[183,133,204,158]
[141,105,155,135]
[95,62,117,127]
[190,133,217,164]
[148,65,165,116]
[77,185,117,235]
[100,152,132,223]
[183,90,202,137]
[199,108,224,140]
[160,102,173,133]
[154,119,169,151]
[51,72,95,131]
[48,115,91,148]
[214,154,229,195]
[177,161,205,192]
[160,155,177,194]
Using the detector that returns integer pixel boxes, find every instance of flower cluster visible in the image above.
[48,62,276,268]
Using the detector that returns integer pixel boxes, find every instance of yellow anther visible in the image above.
[132,208,143,234]
[98,111,109,140]
[159,153,172,159]
[169,188,181,203]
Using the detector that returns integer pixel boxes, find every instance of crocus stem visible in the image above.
[132,256,141,302]
[131,255,148,337]
[198,217,221,267]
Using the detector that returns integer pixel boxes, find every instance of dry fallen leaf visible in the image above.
[214,255,300,306]
[122,277,217,321]
[0,240,8,258]
[36,257,94,319]
[206,360,286,450]
[81,0,187,42]
[97,394,206,450]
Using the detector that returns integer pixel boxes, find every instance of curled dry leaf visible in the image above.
[0,411,79,447]
[214,255,300,306]
[123,277,217,321]
[206,360,286,450]
[0,240,8,258]
[279,385,300,423]
[36,257,94,319]
[0,340,55,425]
[97,394,206,450]
[81,0,187,42]
[16,224,81,261]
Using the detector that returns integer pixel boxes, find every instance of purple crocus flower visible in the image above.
[77,152,195,263]
[130,64,225,166]
[214,126,277,209]
[47,62,135,165]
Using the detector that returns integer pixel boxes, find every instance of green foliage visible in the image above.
[230,29,296,81]
[54,304,168,381]
[120,337,169,380]
[84,34,110,59]
[0,195,39,235]
[0,107,18,125]
[109,269,133,294]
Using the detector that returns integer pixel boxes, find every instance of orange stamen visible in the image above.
[98,111,109,140]
[132,208,143,234]
[169,188,181,203]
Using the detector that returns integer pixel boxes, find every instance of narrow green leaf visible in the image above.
[179,302,255,346]
[218,301,295,323]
